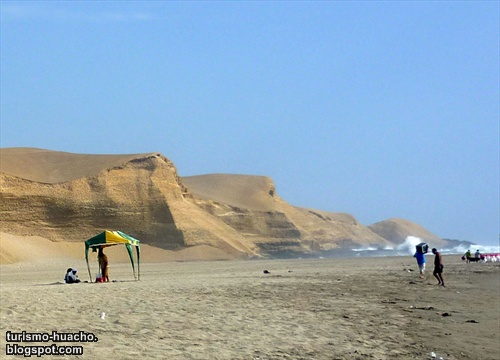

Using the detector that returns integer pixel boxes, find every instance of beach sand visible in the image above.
[1,255,498,359]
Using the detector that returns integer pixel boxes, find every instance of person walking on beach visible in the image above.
[432,248,444,286]
[98,247,110,282]
[413,250,426,278]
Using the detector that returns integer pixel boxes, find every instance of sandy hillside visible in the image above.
[182,174,396,250]
[369,218,446,247]
[0,233,243,266]
[182,173,280,212]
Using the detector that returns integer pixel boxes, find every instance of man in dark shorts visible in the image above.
[432,248,444,287]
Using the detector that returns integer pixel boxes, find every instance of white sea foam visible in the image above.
[347,238,499,258]
[352,247,378,252]
[397,236,423,255]
[464,244,500,253]
[444,244,499,255]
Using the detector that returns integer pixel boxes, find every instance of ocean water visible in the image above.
[349,236,500,258]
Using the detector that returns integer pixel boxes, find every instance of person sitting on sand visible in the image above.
[64,268,72,283]
[65,268,81,284]
[98,247,110,282]
[432,248,445,287]
[413,250,426,278]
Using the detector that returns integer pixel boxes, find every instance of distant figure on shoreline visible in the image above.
[432,248,444,287]
[463,249,482,263]
[98,247,110,282]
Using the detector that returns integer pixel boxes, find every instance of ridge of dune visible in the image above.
[0,147,158,184]
[182,174,279,212]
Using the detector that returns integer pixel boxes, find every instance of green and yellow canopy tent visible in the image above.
[84,231,141,282]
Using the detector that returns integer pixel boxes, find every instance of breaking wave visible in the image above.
[350,236,499,258]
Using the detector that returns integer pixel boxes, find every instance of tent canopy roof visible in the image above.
[85,230,140,249]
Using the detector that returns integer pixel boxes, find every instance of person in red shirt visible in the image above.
[432,248,444,287]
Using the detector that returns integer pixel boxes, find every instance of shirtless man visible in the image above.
[432,248,444,287]
[98,247,110,282]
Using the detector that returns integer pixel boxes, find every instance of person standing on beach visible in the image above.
[432,248,444,286]
[413,250,426,278]
[98,247,110,282]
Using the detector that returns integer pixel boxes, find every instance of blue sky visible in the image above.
[1,1,499,246]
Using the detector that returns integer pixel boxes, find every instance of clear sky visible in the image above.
[1,1,499,246]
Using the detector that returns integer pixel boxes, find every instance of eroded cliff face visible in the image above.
[187,198,305,256]
[182,174,391,257]
[278,206,392,251]
[0,154,185,247]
